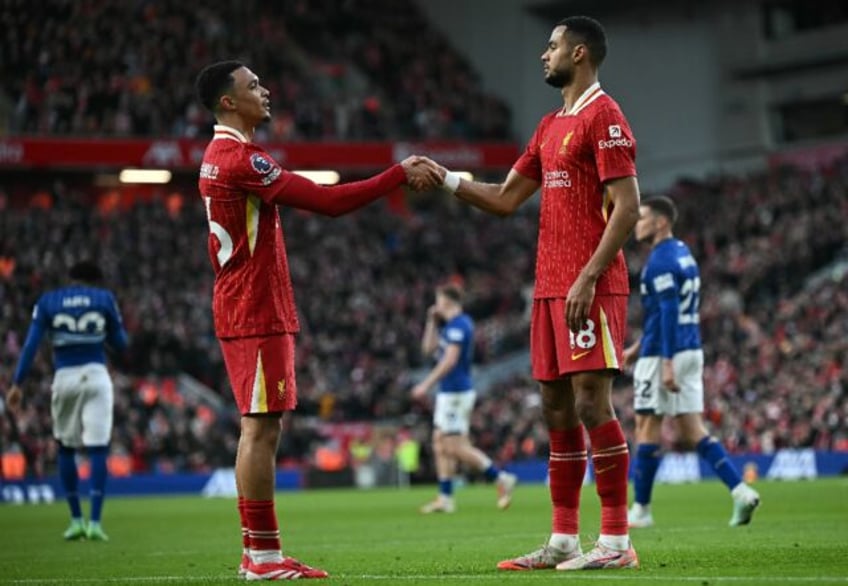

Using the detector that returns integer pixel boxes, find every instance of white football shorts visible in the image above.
[633,350,704,416]
[433,390,476,435]
[51,363,114,447]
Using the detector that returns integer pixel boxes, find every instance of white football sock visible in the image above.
[549,533,580,552]
[598,534,630,551]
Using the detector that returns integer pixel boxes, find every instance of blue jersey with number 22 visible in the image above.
[639,238,702,359]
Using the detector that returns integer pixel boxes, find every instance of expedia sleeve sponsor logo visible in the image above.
[598,137,633,149]
[598,124,633,149]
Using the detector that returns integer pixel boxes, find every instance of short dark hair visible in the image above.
[436,283,464,305]
[195,61,244,113]
[69,261,104,284]
[643,196,678,225]
[558,16,607,66]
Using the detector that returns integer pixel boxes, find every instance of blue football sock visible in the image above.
[633,443,662,506]
[696,436,742,490]
[483,464,499,482]
[57,444,82,519]
[87,445,109,523]
[438,478,454,497]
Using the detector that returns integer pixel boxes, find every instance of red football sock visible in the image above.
[588,420,630,536]
[549,426,586,535]
[238,496,250,550]
[244,499,281,553]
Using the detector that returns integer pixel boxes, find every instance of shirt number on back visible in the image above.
[204,196,233,267]
[679,277,701,325]
[52,312,106,334]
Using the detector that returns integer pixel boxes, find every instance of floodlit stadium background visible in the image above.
[1,0,846,496]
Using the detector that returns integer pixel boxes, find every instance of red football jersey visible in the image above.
[198,125,407,339]
[513,83,636,298]
[198,125,300,338]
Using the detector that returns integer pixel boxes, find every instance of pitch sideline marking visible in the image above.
[6,574,848,584]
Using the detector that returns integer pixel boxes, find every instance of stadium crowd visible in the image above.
[0,0,511,140]
[0,0,845,479]
[1,155,847,478]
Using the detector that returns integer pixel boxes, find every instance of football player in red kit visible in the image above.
[195,61,440,580]
[432,17,641,571]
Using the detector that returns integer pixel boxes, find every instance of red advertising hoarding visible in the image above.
[0,137,519,171]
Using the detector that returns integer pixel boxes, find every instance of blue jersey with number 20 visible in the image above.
[13,285,128,384]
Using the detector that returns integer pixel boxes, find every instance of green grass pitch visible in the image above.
[1,478,846,585]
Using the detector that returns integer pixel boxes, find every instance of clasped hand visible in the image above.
[400,156,444,191]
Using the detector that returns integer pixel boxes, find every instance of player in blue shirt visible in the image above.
[411,283,517,513]
[624,197,760,528]
[5,261,128,541]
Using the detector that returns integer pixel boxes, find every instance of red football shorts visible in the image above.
[531,295,627,381]
[219,334,298,415]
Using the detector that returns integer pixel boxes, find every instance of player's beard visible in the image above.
[545,66,572,88]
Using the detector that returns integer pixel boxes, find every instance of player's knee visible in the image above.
[574,395,613,428]
[543,408,577,429]
[635,415,662,444]
[541,395,578,428]
[440,435,460,458]
[241,415,282,447]
[432,435,446,456]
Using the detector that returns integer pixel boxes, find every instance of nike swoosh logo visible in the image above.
[595,464,617,475]
[571,350,592,360]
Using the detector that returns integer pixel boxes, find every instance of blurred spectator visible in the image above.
[0,0,512,141]
[1,156,847,478]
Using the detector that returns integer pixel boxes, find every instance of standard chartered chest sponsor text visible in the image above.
[544,170,572,188]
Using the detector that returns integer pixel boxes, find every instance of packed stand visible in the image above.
[275,0,512,139]
[2,156,848,478]
[0,180,538,477]
[0,0,512,140]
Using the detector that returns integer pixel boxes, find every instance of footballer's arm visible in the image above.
[623,336,642,368]
[580,176,640,283]
[420,309,441,356]
[449,169,540,217]
[258,158,440,217]
[566,175,640,330]
[412,343,461,397]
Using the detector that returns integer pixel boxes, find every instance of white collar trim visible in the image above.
[559,82,604,117]
[213,124,249,143]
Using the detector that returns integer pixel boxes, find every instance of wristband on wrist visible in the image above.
[442,171,461,194]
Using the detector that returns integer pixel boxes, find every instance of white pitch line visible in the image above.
[6,574,848,584]
[354,576,848,583]
[5,578,231,584]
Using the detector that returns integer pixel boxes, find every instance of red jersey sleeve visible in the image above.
[233,147,407,217]
[512,115,551,181]
[590,104,637,183]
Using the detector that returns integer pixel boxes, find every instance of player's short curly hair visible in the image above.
[558,16,607,66]
[643,195,679,225]
[69,261,104,284]
[195,60,244,113]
